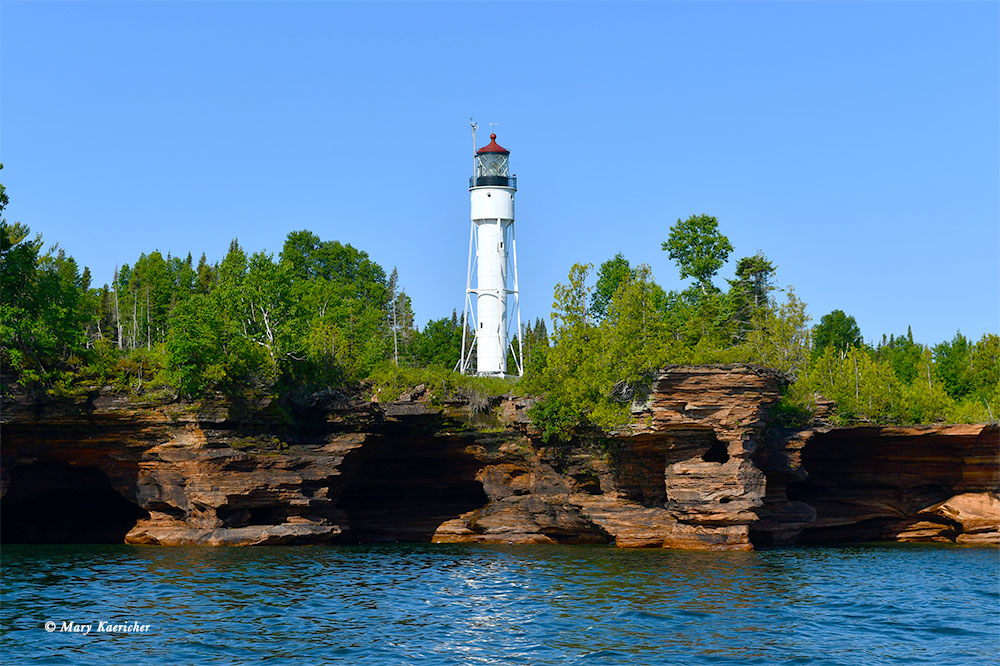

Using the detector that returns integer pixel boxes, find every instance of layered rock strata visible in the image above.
[434,365,785,550]
[2,367,997,549]
[754,424,999,545]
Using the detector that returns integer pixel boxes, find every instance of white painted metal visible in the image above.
[456,217,476,374]
[470,188,514,219]
[509,227,523,376]
[458,132,523,377]
[475,212,507,374]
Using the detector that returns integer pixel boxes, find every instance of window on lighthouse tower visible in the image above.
[477,153,508,179]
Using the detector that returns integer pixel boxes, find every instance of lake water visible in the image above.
[2,543,997,665]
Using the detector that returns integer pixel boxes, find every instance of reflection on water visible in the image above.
[2,543,998,665]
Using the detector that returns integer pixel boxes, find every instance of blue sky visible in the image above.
[2,1,997,345]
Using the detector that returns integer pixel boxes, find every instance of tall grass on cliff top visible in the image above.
[367,365,514,409]
[1,170,997,435]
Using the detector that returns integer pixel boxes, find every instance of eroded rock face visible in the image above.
[922,492,1000,543]
[432,365,787,550]
[755,424,999,546]
[124,431,368,546]
[2,367,997,550]
[0,390,376,546]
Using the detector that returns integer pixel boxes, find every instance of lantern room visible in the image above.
[474,134,515,188]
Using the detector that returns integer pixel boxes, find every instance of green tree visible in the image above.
[551,263,593,331]
[385,267,416,366]
[410,315,464,368]
[0,173,94,389]
[876,327,922,384]
[899,347,954,423]
[954,333,1000,422]
[524,263,603,440]
[524,261,677,438]
[1,217,45,378]
[195,253,214,293]
[969,334,1000,397]
[170,252,197,298]
[131,251,173,348]
[589,253,632,321]
[279,229,390,379]
[244,251,295,371]
[0,236,88,383]
[166,294,224,397]
[662,214,733,294]
[731,253,777,309]
[0,164,8,213]
[727,252,777,342]
[794,345,900,424]
[594,264,671,424]
[743,287,811,379]
[933,332,974,400]
[522,317,550,378]
[812,309,862,358]
[207,239,275,391]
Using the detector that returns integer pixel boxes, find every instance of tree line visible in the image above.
[519,214,998,439]
[0,170,493,401]
[1,168,996,434]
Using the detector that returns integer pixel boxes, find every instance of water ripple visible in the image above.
[2,543,998,665]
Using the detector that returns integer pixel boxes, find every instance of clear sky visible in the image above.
[2,1,997,346]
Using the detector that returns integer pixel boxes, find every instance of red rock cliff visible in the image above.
[2,367,996,549]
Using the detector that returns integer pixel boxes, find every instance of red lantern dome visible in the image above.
[476,133,509,155]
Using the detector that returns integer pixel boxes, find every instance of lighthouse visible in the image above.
[457,129,523,377]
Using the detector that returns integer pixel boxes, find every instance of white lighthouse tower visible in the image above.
[457,128,523,377]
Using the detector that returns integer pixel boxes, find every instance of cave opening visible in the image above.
[1,462,148,544]
[701,437,730,464]
[216,505,290,527]
[335,430,489,543]
[796,518,888,545]
[748,528,774,549]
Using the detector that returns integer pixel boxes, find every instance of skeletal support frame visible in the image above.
[457,216,523,377]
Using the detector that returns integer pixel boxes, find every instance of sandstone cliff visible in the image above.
[2,366,997,550]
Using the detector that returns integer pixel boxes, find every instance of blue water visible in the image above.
[2,543,998,665]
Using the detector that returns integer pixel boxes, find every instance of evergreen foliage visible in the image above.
[589,253,633,321]
[812,309,863,358]
[522,215,998,439]
[408,312,464,369]
[0,169,996,434]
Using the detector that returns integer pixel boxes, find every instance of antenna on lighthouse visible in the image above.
[469,118,479,179]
